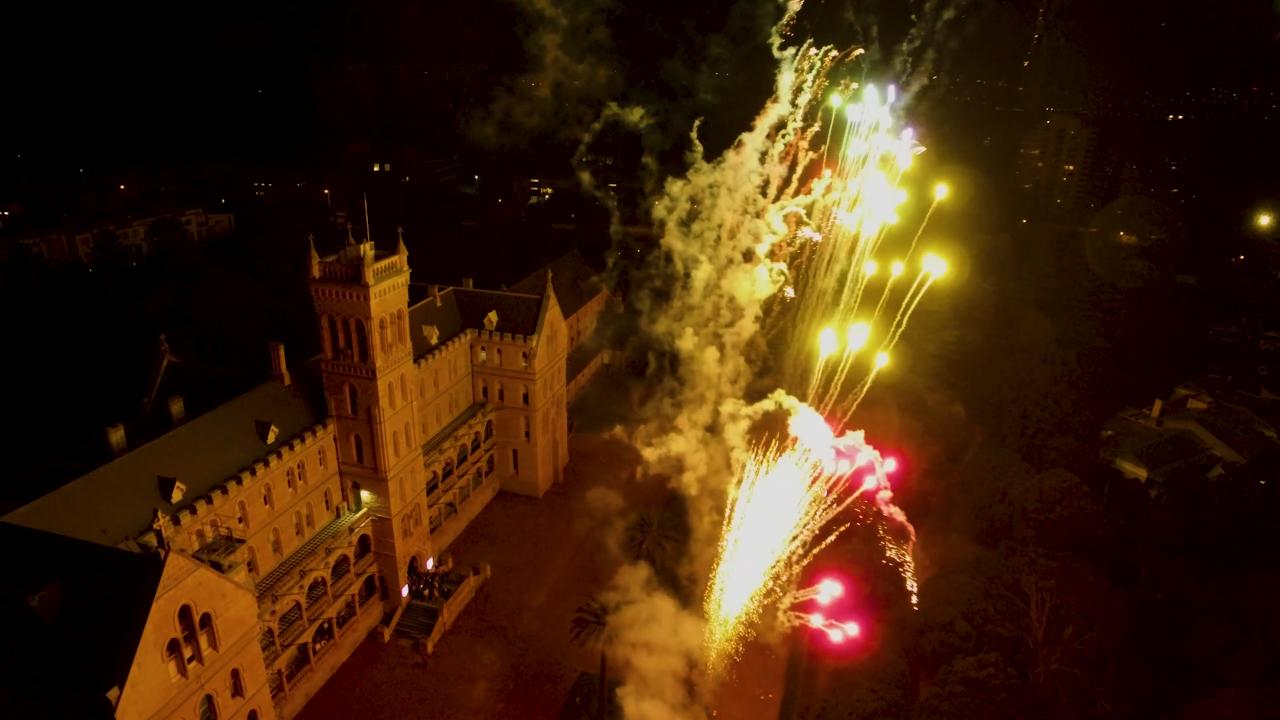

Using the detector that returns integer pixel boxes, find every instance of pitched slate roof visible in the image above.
[510,249,605,319]
[3,379,323,547]
[453,287,543,336]
[0,522,163,717]
[408,285,544,358]
[409,285,466,356]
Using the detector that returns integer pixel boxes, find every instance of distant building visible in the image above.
[1017,113,1101,220]
[1101,384,1280,486]
[16,208,234,266]
[1,232,610,718]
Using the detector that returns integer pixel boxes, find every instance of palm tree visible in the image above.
[570,596,609,720]
[625,509,678,570]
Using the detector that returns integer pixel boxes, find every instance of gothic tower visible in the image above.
[309,231,428,595]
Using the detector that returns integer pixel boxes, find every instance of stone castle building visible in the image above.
[0,236,608,719]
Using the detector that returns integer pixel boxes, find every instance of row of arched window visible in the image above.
[164,605,218,681]
[322,310,410,363]
[478,380,530,406]
[259,547,372,656]
[322,315,370,364]
[475,345,530,368]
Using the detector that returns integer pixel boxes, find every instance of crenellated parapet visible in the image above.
[475,329,536,347]
[160,418,337,533]
[413,330,473,370]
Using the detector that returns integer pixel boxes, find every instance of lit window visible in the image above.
[373,163,381,172]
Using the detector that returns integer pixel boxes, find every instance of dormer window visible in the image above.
[255,420,279,445]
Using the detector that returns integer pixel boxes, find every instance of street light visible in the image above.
[1256,211,1274,230]
[323,188,331,210]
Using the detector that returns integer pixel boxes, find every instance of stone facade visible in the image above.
[1,236,607,719]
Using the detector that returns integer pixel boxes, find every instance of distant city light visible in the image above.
[1256,211,1274,230]
[118,184,125,190]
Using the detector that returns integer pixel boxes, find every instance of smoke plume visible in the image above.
[469,0,620,149]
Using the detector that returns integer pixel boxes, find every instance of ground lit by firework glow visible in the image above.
[700,31,950,672]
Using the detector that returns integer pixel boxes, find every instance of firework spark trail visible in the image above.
[698,53,954,669]
[589,1,954,696]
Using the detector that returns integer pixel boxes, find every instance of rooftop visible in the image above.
[509,249,606,319]
[408,285,544,357]
[3,378,323,547]
[0,522,163,716]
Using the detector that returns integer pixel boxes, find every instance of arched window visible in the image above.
[352,434,365,465]
[305,502,315,530]
[262,482,274,510]
[378,317,388,352]
[323,488,333,513]
[485,454,494,476]
[521,351,529,368]
[305,577,328,612]
[427,471,439,496]
[318,447,327,469]
[511,448,520,474]
[178,605,201,665]
[484,420,494,440]
[198,693,217,720]
[331,555,351,585]
[230,667,245,698]
[442,459,454,480]
[286,468,295,493]
[388,381,397,409]
[355,533,372,561]
[246,545,258,577]
[392,430,401,458]
[278,601,303,640]
[270,528,283,556]
[346,384,359,416]
[400,374,408,404]
[165,638,187,680]
[359,574,378,605]
[522,385,530,406]
[497,383,505,404]
[325,316,339,359]
[248,710,259,720]
[522,416,531,441]
[198,612,218,653]
[496,347,503,366]
[297,460,306,485]
[236,500,249,529]
[404,421,412,447]
[195,528,207,547]
[457,444,468,465]
[340,318,353,359]
[293,511,304,538]
[396,309,406,346]
[480,379,488,401]
[478,345,487,363]
[259,626,276,655]
[354,319,369,363]
[471,431,480,452]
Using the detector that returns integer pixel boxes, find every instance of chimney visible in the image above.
[167,396,186,424]
[1150,398,1163,421]
[430,284,442,307]
[269,342,291,386]
[462,277,474,289]
[106,423,127,454]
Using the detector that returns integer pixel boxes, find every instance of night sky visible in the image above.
[3,0,1274,182]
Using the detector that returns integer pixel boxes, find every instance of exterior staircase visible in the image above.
[256,508,365,599]
[393,602,440,641]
